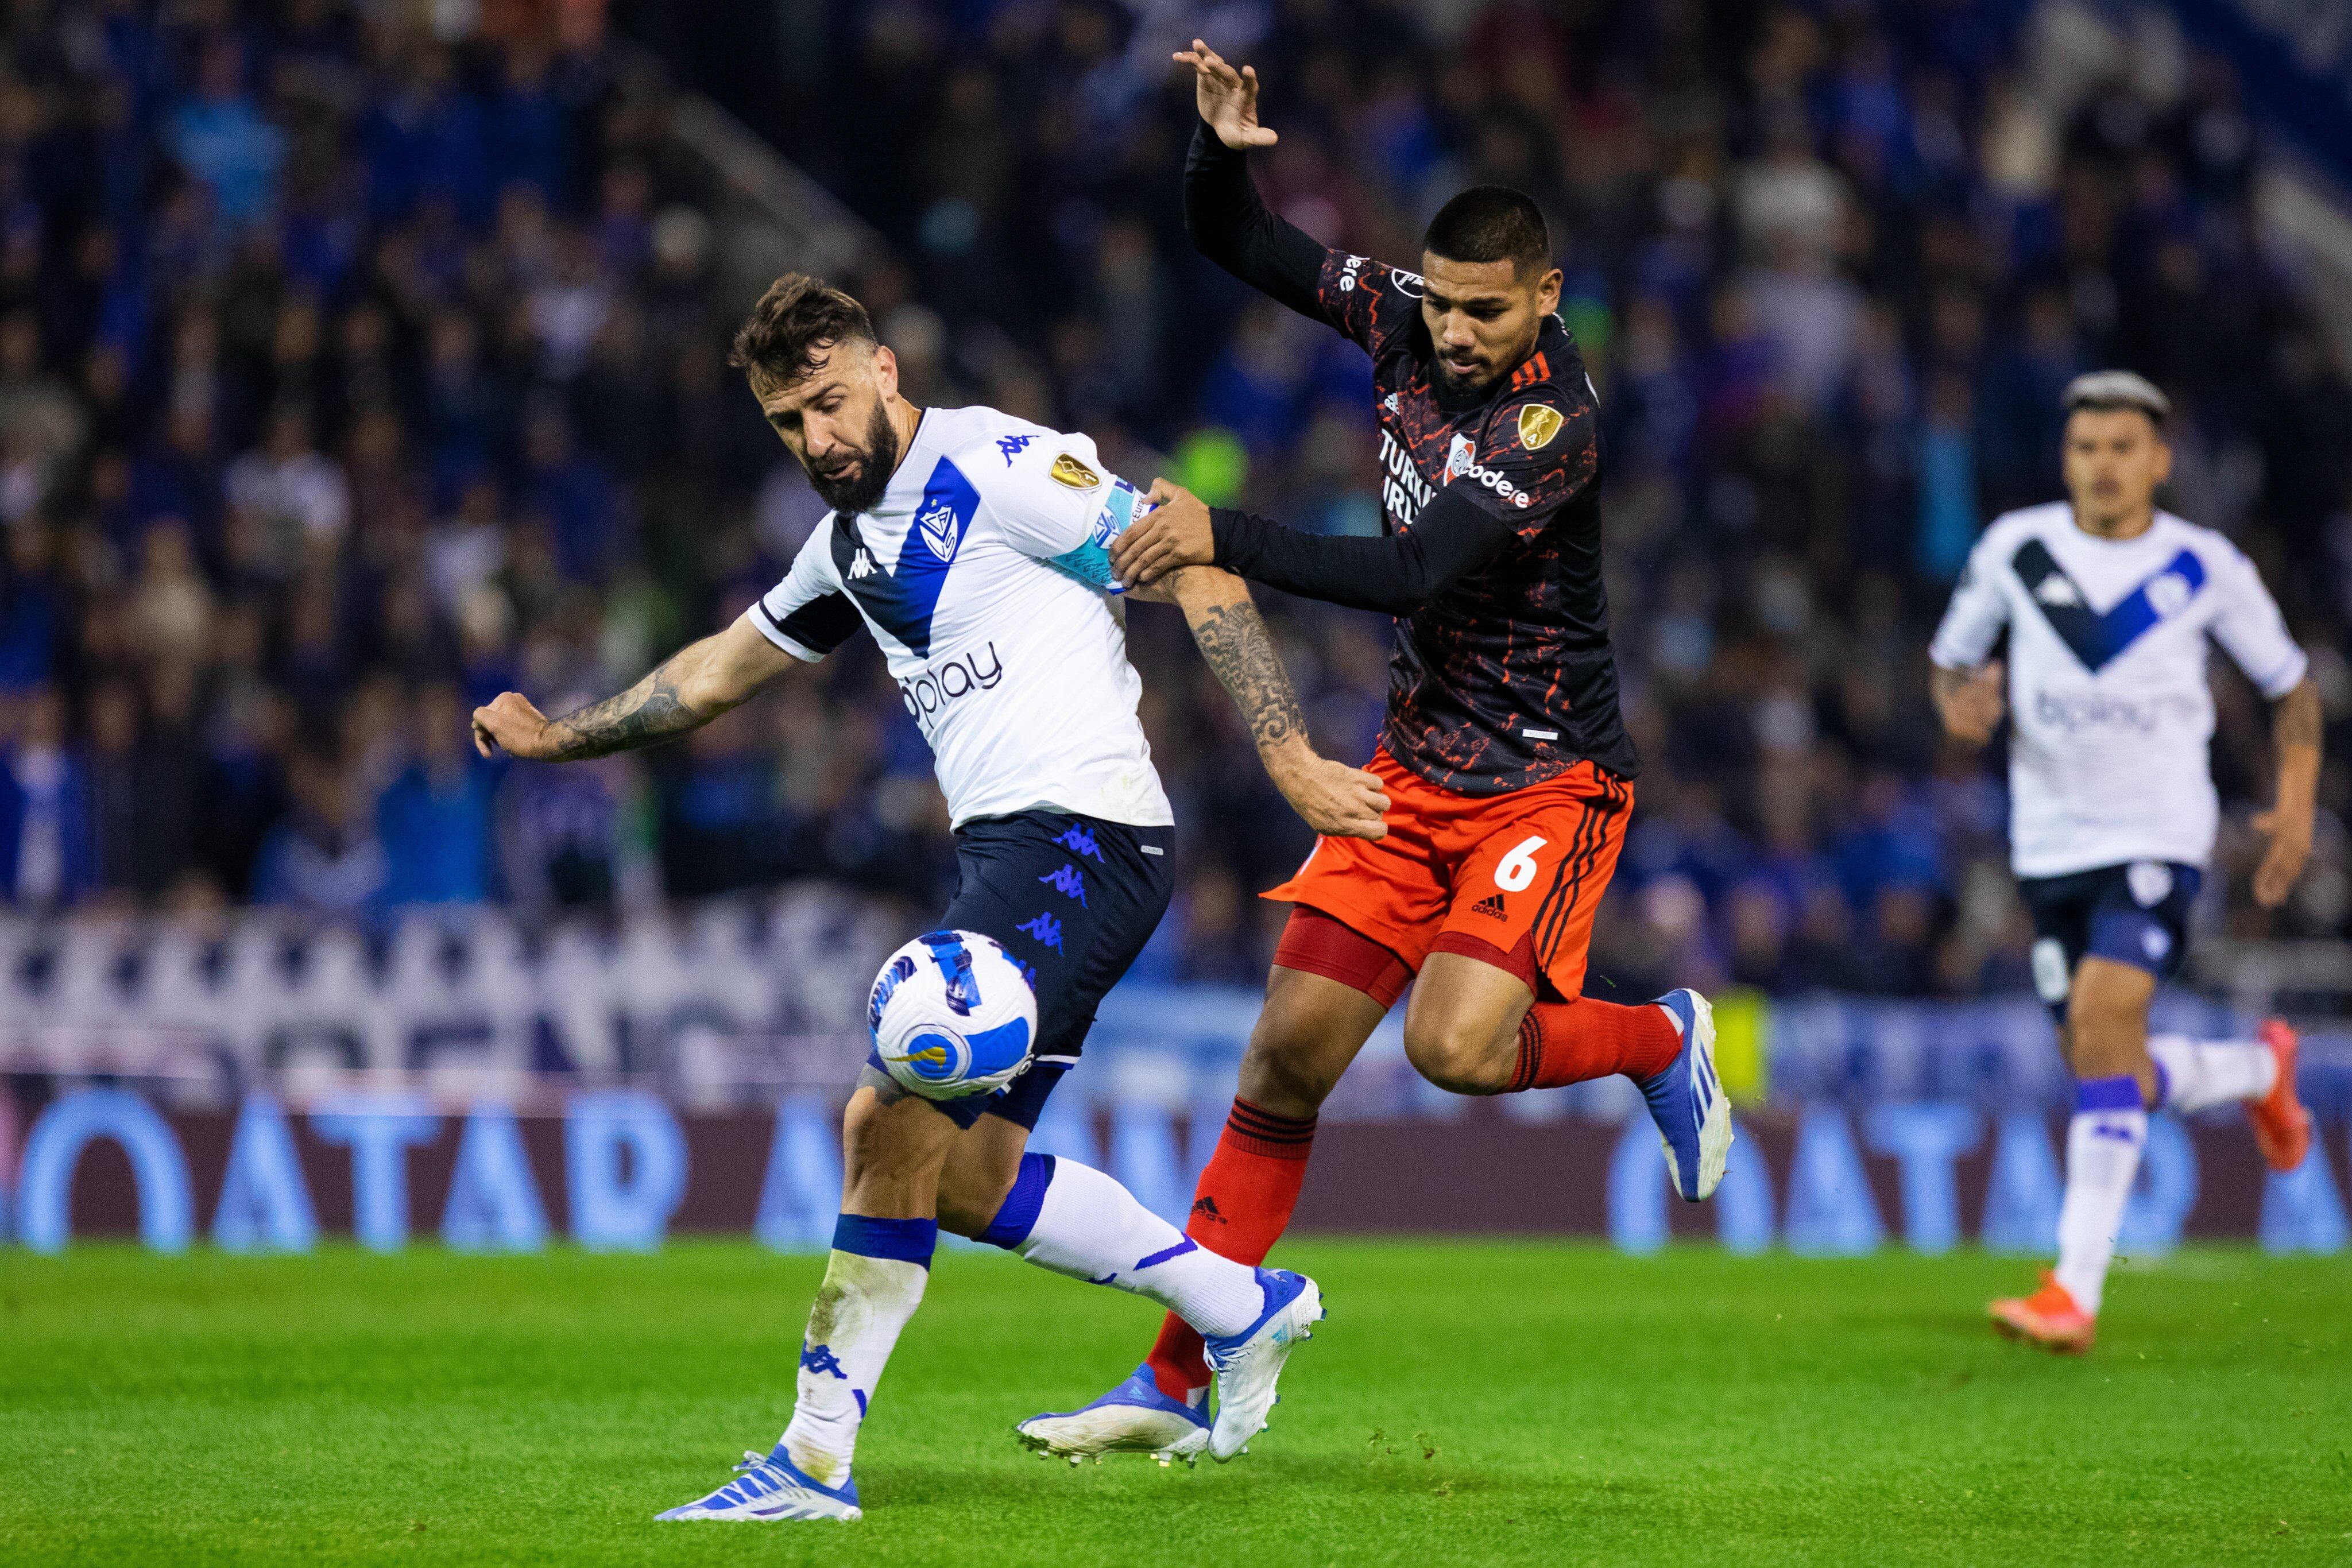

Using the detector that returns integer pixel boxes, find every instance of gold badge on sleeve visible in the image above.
[1517,404,1564,451]
[1049,453,1102,489]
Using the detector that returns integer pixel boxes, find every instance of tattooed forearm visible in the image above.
[2274,677,2322,758]
[1186,595,1307,756]
[544,655,708,760]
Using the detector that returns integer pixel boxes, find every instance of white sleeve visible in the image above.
[981,432,1148,591]
[747,521,861,663]
[1928,534,2009,669]
[2207,542,2308,698]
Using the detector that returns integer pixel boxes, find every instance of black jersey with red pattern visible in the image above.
[1313,247,1637,793]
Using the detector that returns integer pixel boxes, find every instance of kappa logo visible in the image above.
[1049,452,1102,490]
[848,546,879,579]
[1470,893,1507,920]
[2035,575,2080,607]
[1038,864,1089,906]
[997,433,1036,466]
[800,1344,848,1381]
[1517,403,1564,450]
[916,498,960,563]
[1016,912,1065,952]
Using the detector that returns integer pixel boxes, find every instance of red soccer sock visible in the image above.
[1145,1097,1316,1399]
[1507,996,1680,1091]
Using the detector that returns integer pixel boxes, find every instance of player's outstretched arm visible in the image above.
[471,614,797,762]
[1113,479,1514,616]
[1930,660,2005,746]
[2252,676,2322,908]
[1162,567,1389,841]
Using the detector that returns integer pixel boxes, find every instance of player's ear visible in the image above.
[1534,266,1563,315]
[871,342,900,401]
[2150,429,2172,486]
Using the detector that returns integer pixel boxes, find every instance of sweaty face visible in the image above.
[756,341,902,516]
[2060,408,2169,532]
[1419,254,1562,395]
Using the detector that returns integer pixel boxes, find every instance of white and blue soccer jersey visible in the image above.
[745,405,1172,831]
[1930,501,2307,878]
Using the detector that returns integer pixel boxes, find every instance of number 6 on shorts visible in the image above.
[1493,835,1548,892]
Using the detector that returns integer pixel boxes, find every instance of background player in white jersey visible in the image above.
[471,275,1387,1517]
[1928,371,2319,1354]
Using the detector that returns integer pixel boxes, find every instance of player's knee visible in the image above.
[2065,960,2152,1074]
[1402,1013,1510,1095]
[933,1168,1009,1238]
[1238,1032,1342,1116]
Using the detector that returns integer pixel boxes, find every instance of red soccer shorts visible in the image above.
[1266,748,1633,1001]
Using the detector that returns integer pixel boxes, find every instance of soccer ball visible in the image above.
[868,929,1038,1100]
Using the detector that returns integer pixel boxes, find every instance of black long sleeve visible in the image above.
[1209,488,1516,615]
[1183,119,1329,323]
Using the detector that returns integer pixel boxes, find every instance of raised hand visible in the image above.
[1174,38,1278,150]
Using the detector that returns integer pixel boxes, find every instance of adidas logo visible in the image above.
[1190,1195,1226,1224]
[1471,893,1507,919]
[1384,392,1401,413]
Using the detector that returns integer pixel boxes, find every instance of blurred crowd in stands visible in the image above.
[1,0,2349,1004]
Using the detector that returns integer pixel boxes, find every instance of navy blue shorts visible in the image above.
[873,808,1174,1130]
[2017,860,2201,1022]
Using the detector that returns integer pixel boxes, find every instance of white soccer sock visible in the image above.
[777,1223,933,1485]
[2146,1033,2276,1114]
[2052,1078,2146,1318]
[1007,1157,1265,1337]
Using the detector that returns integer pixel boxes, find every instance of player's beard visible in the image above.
[808,400,900,516]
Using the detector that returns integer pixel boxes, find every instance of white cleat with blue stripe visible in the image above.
[1641,988,1731,1202]
[654,1446,861,1523]
[1015,1362,1211,1464]
[1203,1268,1324,1462]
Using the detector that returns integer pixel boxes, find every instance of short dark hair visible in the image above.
[728,273,875,388]
[1423,187,1552,276]
[2061,369,2171,426]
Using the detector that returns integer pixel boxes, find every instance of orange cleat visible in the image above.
[2246,1019,2311,1173]
[1989,1270,2096,1354]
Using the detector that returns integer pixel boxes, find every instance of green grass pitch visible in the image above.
[3,1241,2349,1565]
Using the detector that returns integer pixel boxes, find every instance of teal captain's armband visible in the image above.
[1046,477,1147,594]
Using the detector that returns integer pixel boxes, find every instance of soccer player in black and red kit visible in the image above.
[1016,42,1731,1462]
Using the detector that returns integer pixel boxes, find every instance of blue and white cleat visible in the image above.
[1641,988,1731,1202]
[1015,1363,1211,1466]
[1203,1268,1324,1461]
[654,1446,861,1522]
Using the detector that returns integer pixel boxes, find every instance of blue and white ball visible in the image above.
[868,929,1037,1100]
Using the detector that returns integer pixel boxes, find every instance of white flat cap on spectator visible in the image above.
[2061,370,2172,422]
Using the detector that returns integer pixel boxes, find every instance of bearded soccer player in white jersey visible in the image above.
[472,275,1390,1518]
[1929,371,2319,1354]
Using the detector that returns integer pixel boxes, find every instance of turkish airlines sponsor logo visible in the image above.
[1378,428,1435,529]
